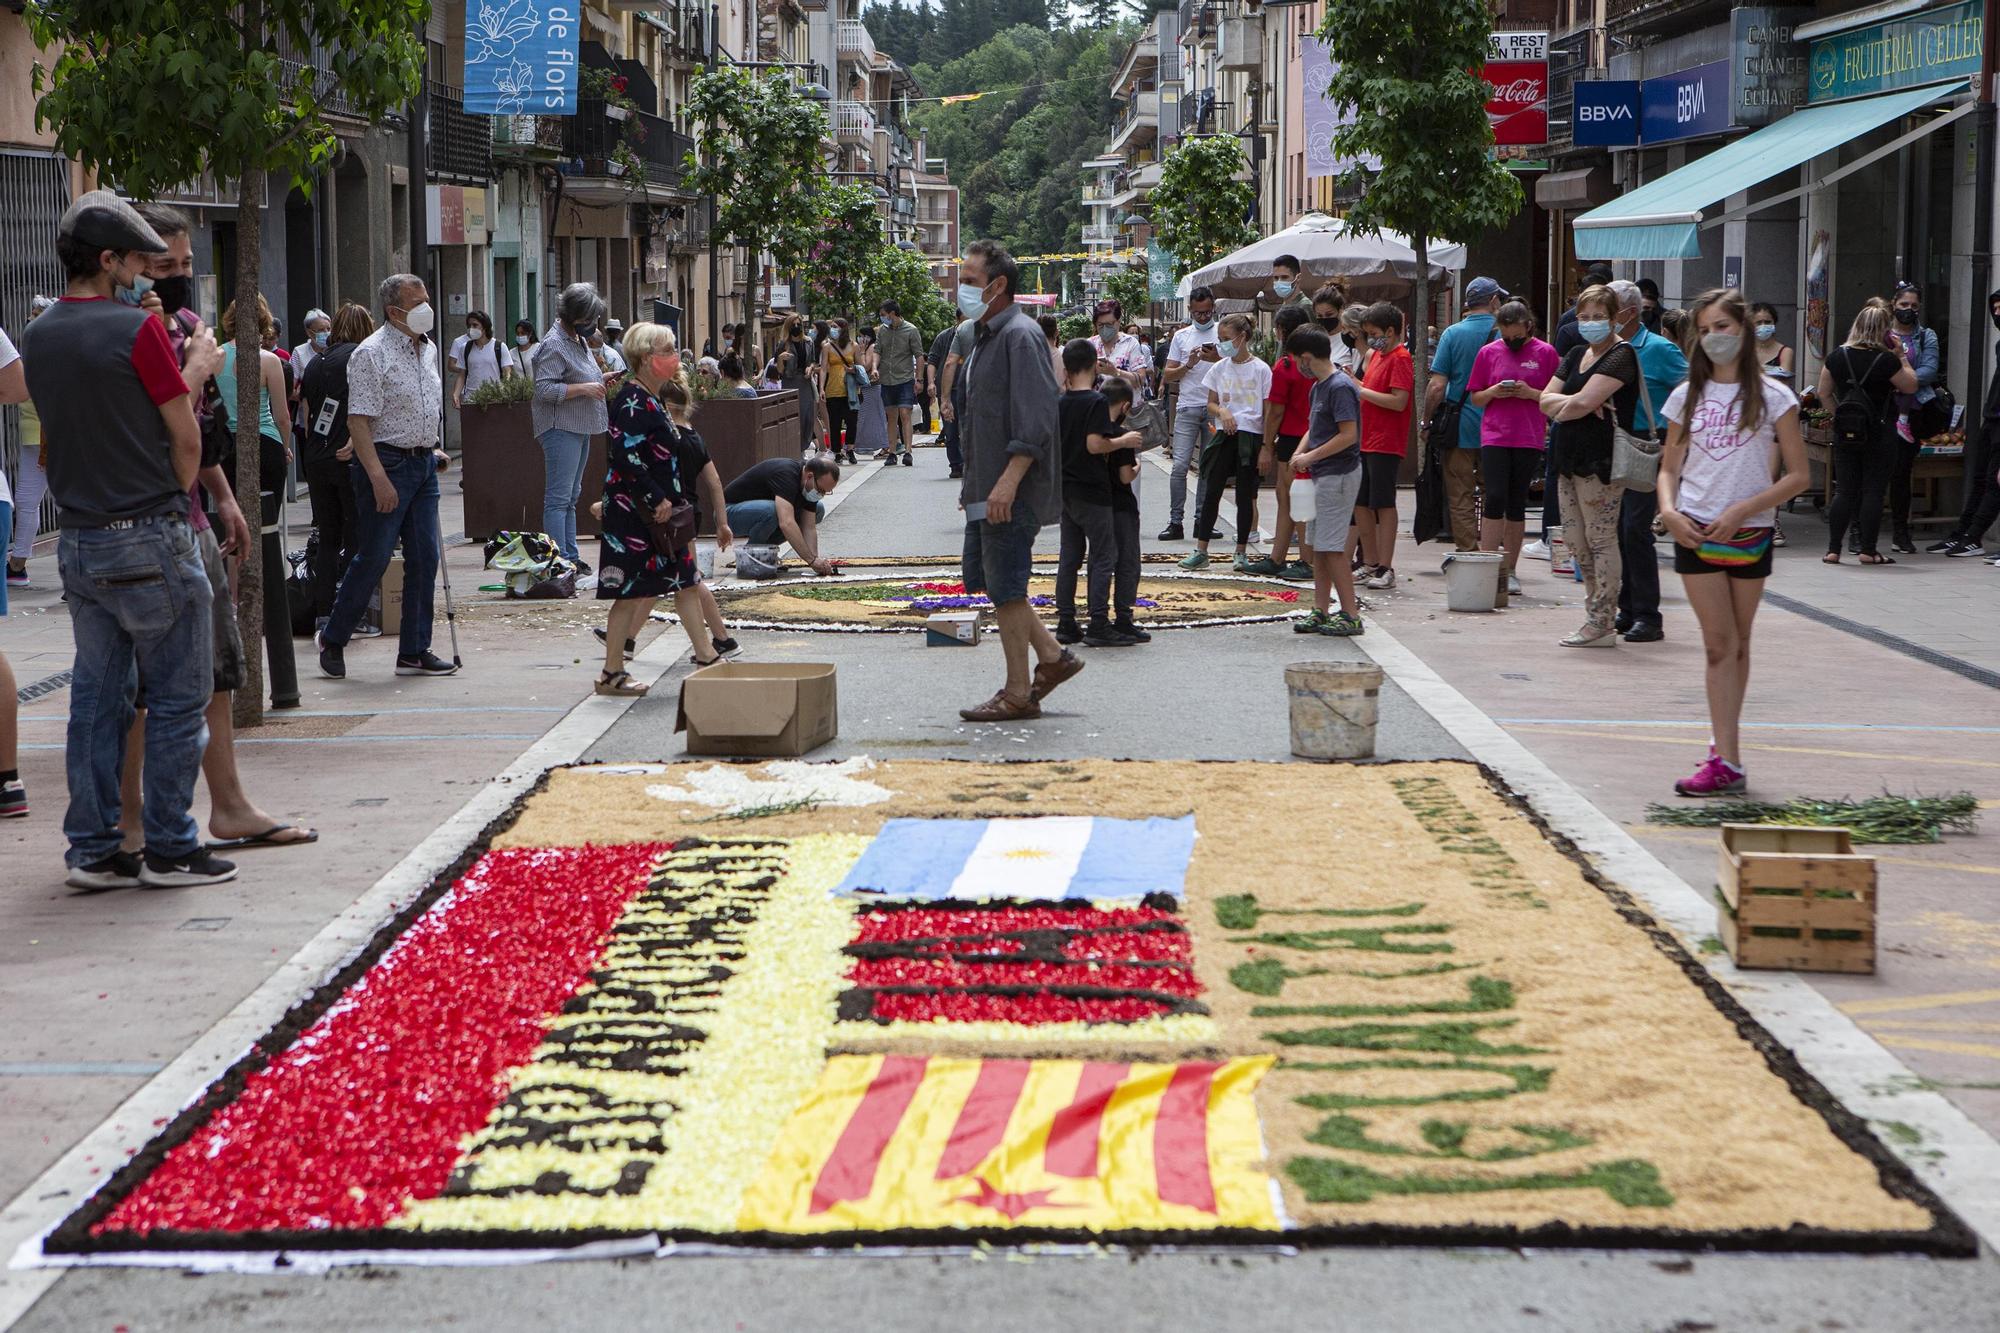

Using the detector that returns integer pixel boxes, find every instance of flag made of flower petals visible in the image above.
[831,816,1196,902]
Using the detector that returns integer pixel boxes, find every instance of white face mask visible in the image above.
[515,334,530,347]
[1700,331,1741,362]
[401,301,435,336]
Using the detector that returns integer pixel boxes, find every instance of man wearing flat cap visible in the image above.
[21,189,238,891]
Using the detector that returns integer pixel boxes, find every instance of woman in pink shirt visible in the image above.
[1465,301,1558,590]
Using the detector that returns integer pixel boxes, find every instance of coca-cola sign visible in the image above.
[1484,58,1549,147]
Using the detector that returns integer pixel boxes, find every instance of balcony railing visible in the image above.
[1082,223,1118,243]
[836,100,878,141]
[560,99,691,190]
[493,113,568,158]
[427,83,493,184]
[836,19,877,67]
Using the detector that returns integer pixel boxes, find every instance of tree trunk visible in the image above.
[231,164,266,730]
[1409,226,1430,463]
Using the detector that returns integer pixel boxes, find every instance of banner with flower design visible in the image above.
[464,0,577,117]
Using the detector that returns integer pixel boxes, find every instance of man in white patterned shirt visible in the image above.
[317,273,457,680]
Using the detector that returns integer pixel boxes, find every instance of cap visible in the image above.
[58,190,169,254]
[1464,276,1507,305]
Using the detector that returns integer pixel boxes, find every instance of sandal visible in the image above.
[593,670,650,697]
[1822,552,1841,564]
[689,655,723,668]
[1858,552,1896,565]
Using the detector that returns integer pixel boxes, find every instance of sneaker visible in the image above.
[395,651,460,677]
[1241,555,1283,576]
[573,558,594,576]
[1506,574,1522,597]
[1279,561,1313,582]
[1946,540,1988,558]
[0,778,25,819]
[1675,753,1747,798]
[352,622,383,639]
[1231,553,1256,573]
[5,560,27,586]
[1082,621,1135,647]
[66,851,143,891]
[900,452,913,467]
[317,633,346,680]
[1317,611,1365,636]
[1157,523,1185,541]
[711,635,743,659]
[1988,553,2000,567]
[1179,551,1210,571]
[593,626,638,661]
[1771,524,1788,548]
[1928,535,1964,554]
[1294,609,1330,634]
[1561,623,1618,648]
[1522,540,1551,561]
[1054,618,1084,645]
[1028,649,1085,703]
[139,847,239,888]
[1112,620,1151,643]
[1364,566,1396,590]
[1895,415,1916,444]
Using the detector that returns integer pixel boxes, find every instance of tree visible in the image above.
[861,246,957,340]
[1150,135,1257,278]
[1317,0,1522,449]
[31,0,426,725]
[684,66,830,334]
[1102,265,1149,319]
[800,184,882,320]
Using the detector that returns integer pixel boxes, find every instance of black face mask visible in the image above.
[1318,316,1339,333]
[1503,335,1528,352]
[152,274,193,318]
[572,320,596,339]
[1893,306,1918,325]
[1992,312,2000,333]
[1341,332,1357,348]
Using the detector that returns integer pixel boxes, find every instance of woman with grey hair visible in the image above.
[292,308,332,374]
[531,282,617,570]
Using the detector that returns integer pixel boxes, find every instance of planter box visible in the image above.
[459,400,607,542]
[691,390,802,534]
[1715,824,1875,975]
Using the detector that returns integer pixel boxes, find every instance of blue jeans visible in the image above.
[58,516,212,865]
[726,498,824,546]
[539,428,591,562]
[323,448,440,657]
[1169,409,1208,527]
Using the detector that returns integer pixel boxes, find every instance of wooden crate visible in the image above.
[1716,824,1876,975]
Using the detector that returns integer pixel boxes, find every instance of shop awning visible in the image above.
[1536,167,1614,211]
[1572,81,1968,261]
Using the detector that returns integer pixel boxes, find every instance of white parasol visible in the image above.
[1174,213,1467,303]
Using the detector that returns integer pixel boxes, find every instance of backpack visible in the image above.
[1831,349,1889,448]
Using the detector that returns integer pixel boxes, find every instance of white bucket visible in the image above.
[1442,551,1504,612]
[1285,660,1383,760]
[696,545,716,580]
[1550,527,1576,576]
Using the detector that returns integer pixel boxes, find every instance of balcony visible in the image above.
[836,19,877,68]
[1082,222,1119,244]
[1110,30,1160,96]
[427,83,493,185]
[1107,90,1159,155]
[836,100,878,142]
[1081,181,1115,203]
[492,113,567,160]
[558,99,694,204]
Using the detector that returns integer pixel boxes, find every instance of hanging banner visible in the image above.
[1147,241,1178,301]
[1483,31,1549,146]
[1300,37,1379,180]
[464,0,579,115]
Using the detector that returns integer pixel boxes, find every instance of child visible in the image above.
[1465,300,1559,593]
[659,376,741,660]
[1055,338,1134,646]
[1354,301,1413,590]
[1185,312,1272,572]
[1101,378,1149,642]
[1255,305,1316,580]
[1657,288,1808,797]
[1285,326,1364,636]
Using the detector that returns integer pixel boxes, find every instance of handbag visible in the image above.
[1696,526,1774,569]
[1916,385,1955,440]
[644,498,698,556]
[1609,356,1662,492]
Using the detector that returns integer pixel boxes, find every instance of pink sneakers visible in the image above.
[1675,752,1746,798]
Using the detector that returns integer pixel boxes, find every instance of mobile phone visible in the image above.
[1500,378,1519,389]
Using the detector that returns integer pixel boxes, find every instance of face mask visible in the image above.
[1191,315,1214,331]
[153,274,191,317]
[723,337,734,349]
[1272,279,1294,297]
[1366,335,1390,352]
[572,319,596,340]
[313,331,330,351]
[1217,338,1237,358]
[1752,324,1776,342]
[1503,335,1528,352]
[467,326,483,342]
[649,352,681,381]
[1577,319,1613,345]
[1318,317,1339,333]
[1893,306,1918,325]
[956,281,989,318]
[1992,313,2000,333]
[114,270,154,306]
[516,334,530,347]
[1341,332,1357,348]
[1098,325,1117,341]
[402,301,435,336]
[1700,331,1741,362]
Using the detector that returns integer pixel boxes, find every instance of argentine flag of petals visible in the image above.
[834,816,1196,902]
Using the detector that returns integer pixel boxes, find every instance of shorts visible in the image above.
[1273,433,1301,463]
[1358,452,1400,509]
[963,500,1040,606]
[1313,467,1362,539]
[880,380,915,408]
[1480,446,1542,521]
[1674,531,1775,580]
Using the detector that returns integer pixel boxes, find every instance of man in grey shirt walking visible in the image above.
[874,299,924,465]
[954,240,1083,722]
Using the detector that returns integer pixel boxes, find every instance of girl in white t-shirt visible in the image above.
[1657,288,1811,799]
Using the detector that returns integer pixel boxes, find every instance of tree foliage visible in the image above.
[861,246,957,340]
[800,183,882,319]
[1101,265,1149,318]
[865,0,1052,68]
[684,65,830,304]
[29,0,426,724]
[1150,135,1257,278]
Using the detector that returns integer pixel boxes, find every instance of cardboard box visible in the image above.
[676,662,838,757]
[925,612,981,647]
[366,556,405,638]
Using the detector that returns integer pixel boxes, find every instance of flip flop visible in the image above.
[206,824,319,851]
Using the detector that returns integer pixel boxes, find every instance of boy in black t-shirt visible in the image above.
[1101,378,1148,642]
[1055,338,1139,647]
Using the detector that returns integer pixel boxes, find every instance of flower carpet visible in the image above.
[712,575,1303,631]
[40,760,1973,1260]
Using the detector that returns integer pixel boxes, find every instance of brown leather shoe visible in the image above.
[1029,650,1085,702]
[959,689,1042,722]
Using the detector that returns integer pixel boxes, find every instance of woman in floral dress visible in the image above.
[594,322,718,695]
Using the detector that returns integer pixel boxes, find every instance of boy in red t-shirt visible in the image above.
[1255,306,1315,580]
[1355,301,1413,590]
